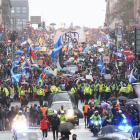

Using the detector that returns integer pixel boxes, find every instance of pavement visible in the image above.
[0,100,98,140]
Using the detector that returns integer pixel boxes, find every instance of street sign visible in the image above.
[124,48,130,55]
[27,21,31,26]
[30,16,41,24]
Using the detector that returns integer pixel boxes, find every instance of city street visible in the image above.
[0,101,97,140]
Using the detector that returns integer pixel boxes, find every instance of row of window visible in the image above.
[11,7,27,14]
[11,19,27,25]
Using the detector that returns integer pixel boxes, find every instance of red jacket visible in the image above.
[40,119,50,130]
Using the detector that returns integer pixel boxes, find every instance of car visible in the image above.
[105,131,134,140]
[13,127,44,140]
[51,100,79,125]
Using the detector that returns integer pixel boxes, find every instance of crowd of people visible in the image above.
[0,26,139,140]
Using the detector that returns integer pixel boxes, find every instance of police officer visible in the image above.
[59,105,65,114]
[14,110,26,121]
[105,83,111,102]
[32,84,37,100]
[59,111,68,124]
[84,84,91,103]
[19,87,25,99]
[90,111,101,121]
[17,83,22,99]
[28,84,33,101]
[3,85,9,97]
[46,105,53,131]
[71,85,77,94]
[37,86,45,106]
[50,83,57,93]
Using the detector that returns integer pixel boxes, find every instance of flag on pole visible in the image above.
[97,59,104,70]
[51,36,62,58]
[95,95,101,107]
[128,69,137,83]
[31,48,37,64]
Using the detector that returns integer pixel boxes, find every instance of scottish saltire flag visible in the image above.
[97,59,104,70]
[106,35,111,41]
[115,53,123,58]
[11,57,21,83]
[83,46,89,52]
[98,36,103,41]
[128,69,137,83]
[51,36,62,58]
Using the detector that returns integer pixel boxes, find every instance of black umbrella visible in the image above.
[118,96,128,101]
[58,122,74,132]
[125,101,137,105]
[101,125,118,134]
[133,126,140,133]
[108,97,117,101]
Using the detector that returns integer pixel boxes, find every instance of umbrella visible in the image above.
[127,55,135,60]
[118,96,128,101]
[101,102,111,109]
[15,50,24,54]
[101,125,118,134]
[34,47,42,50]
[108,97,117,101]
[58,122,74,132]
[125,101,137,105]
[133,126,140,133]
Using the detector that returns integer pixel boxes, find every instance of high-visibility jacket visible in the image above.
[121,114,126,119]
[90,114,101,120]
[83,105,90,113]
[94,84,98,92]
[59,115,68,124]
[28,87,32,93]
[47,108,53,116]
[105,86,111,92]
[77,84,81,90]
[37,89,45,96]
[99,84,103,92]
[10,87,14,94]
[71,87,76,93]
[41,107,48,116]
[33,86,37,93]
[17,86,22,93]
[3,87,9,97]
[14,114,25,121]
[84,87,91,95]
[128,84,133,92]
[119,87,126,93]
[0,86,1,91]
[112,84,116,91]
[19,90,25,98]
[50,85,57,93]
[56,87,61,92]
[119,62,123,66]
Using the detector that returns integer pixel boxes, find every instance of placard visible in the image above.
[103,56,110,63]
[97,41,101,46]
[86,75,93,80]
[104,74,111,79]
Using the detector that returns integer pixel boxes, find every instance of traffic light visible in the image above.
[9,31,18,42]
[38,23,41,28]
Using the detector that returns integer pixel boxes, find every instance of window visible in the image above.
[16,7,20,13]
[22,7,27,13]
[22,19,27,25]
[11,7,15,13]
[17,19,21,25]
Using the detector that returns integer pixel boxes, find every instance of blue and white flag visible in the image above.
[37,74,42,83]
[106,35,111,41]
[10,57,21,83]
[98,36,103,41]
[51,36,62,58]
[97,59,104,70]
[128,69,137,83]
[83,46,89,52]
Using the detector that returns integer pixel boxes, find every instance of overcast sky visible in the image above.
[29,0,106,28]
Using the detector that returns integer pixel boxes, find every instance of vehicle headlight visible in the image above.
[90,120,94,124]
[13,122,27,130]
[122,119,127,123]
[94,121,98,126]
[67,109,74,118]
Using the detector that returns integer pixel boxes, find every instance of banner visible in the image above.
[104,74,111,79]
[103,56,110,63]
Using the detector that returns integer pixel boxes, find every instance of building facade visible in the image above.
[0,0,12,29]
[10,0,29,29]
[134,0,140,27]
